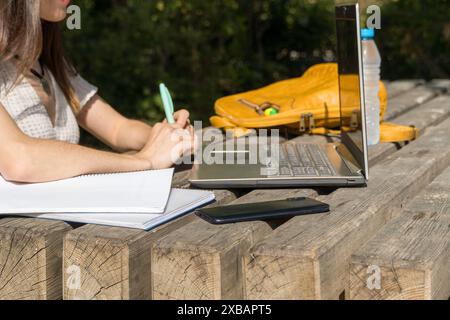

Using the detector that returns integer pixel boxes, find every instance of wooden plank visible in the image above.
[429,79,450,94]
[149,131,341,300]
[172,168,194,189]
[384,85,436,121]
[369,95,450,165]
[150,93,449,300]
[244,116,450,300]
[0,218,72,300]
[385,80,425,99]
[63,188,238,300]
[152,188,319,300]
[349,166,450,300]
[64,225,153,300]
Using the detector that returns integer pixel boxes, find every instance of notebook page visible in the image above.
[22,188,216,230]
[0,169,174,214]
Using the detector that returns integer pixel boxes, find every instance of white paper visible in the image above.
[22,188,215,230]
[0,169,174,214]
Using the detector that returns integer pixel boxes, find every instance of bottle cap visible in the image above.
[361,28,375,40]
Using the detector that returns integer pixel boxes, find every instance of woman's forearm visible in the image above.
[7,138,151,183]
[114,119,152,152]
[76,96,153,153]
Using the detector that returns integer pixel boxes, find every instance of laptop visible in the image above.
[189,3,369,188]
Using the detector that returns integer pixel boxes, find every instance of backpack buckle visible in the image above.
[308,113,316,130]
[350,110,359,130]
[238,99,281,116]
[300,114,306,132]
[299,113,316,133]
[238,99,265,115]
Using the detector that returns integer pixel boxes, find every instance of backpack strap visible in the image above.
[210,115,252,137]
[379,122,420,143]
[211,114,420,143]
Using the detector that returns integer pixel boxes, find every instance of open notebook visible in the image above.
[0,169,175,214]
[24,188,215,230]
[0,169,216,230]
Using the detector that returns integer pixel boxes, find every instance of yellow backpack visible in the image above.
[210,63,419,143]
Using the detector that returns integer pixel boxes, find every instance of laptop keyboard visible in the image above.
[277,144,337,177]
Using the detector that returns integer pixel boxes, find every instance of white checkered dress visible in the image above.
[0,61,98,144]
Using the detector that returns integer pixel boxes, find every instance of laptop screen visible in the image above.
[335,4,369,178]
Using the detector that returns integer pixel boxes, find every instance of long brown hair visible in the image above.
[0,0,80,112]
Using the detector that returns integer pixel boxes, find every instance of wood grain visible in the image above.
[369,95,450,165]
[61,126,238,300]
[349,166,450,300]
[63,225,153,300]
[429,79,450,93]
[150,92,449,300]
[0,218,71,300]
[244,116,450,300]
[62,188,238,300]
[384,85,436,121]
[1,83,444,301]
[152,188,319,300]
[385,80,424,99]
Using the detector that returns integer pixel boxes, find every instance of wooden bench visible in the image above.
[153,92,450,300]
[0,80,449,300]
[349,166,450,300]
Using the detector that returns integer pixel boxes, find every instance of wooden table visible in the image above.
[1,80,450,300]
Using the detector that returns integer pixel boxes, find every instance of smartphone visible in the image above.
[195,197,329,225]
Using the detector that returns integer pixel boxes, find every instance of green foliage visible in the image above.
[63,0,335,125]
[63,0,449,129]
[377,0,450,80]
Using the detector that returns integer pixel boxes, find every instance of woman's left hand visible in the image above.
[169,109,191,129]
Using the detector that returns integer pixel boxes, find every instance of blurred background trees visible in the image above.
[63,0,450,130]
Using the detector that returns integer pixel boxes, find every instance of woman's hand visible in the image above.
[135,122,195,170]
[164,109,191,128]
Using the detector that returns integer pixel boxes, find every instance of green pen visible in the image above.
[159,83,175,124]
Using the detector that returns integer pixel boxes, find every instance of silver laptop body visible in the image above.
[190,3,369,188]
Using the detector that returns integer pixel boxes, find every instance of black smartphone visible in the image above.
[195,197,330,225]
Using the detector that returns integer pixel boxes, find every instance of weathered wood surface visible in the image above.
[384,85,436,121]
[369,95,450,165]
[244,116,450,300]
[150,90,447,300]
[385,80,425,99]
[1,82,449,301]
[349,166,450,300]
[152,188,320,300]
[60,126,239,300]
[0,218,71,300]
[64,225,154,300]
[429,79,450,93]
[61,130,294,300]
[62,188,238,300]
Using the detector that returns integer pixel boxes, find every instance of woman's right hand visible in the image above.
[134,122,195,170]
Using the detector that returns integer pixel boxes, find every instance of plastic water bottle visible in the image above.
[361,28,381,145]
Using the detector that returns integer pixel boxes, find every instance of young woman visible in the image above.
[0,0,195,183]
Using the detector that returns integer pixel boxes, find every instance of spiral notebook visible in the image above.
[0,169,175,214]
[24,188,215,230]
[0,169,215,230]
